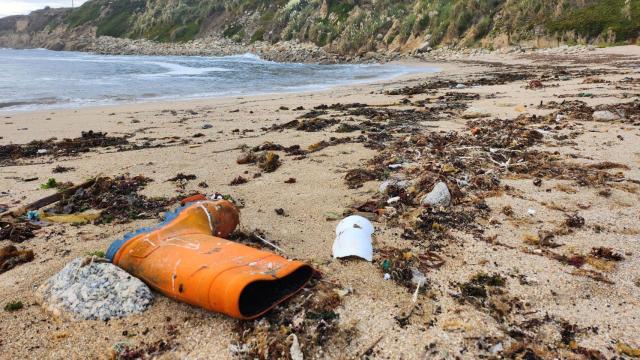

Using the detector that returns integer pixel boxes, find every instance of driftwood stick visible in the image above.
[358,335,384,358]
[0,178,96,219]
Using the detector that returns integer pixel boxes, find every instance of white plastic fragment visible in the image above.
[383,273,391,280]
[289,334,304,360]
[387,196,400,204]
[527,208,536,216]
[332,215,374,261]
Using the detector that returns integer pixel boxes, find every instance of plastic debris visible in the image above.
[332,215,374,261]
[27,210,40,221]
[108,200,312,319]
[289,334,304,360]
[40,210,101,224]
[387,196,400,204]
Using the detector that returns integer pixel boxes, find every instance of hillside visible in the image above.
[0,0,638,56]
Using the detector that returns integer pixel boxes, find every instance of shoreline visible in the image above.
[1,46,639,359]
[0,49,441,114]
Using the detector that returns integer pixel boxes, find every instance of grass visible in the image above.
[97,12,133,37]
[223,24,244,38]
[250,28,265,43]
[53,0,639,53]
[66,1,100,27]
[547,0,639,41]
[329,2,355,21]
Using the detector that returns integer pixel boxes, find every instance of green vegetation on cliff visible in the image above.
[5,0,640,53]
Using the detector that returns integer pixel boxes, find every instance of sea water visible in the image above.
[0,48,437,111]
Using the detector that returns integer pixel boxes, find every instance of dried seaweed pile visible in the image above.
[385,70,536,96]
[0,131,129,165]
[0,245,34,274]
[541,99,640,125]
[231,279,357,360]
[350,110,626,208]
[49,175,171,224]
[450,270,613,359]
[376,247,444,291]
[0,221,40,243]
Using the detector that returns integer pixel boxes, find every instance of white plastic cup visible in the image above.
[333,215,374,261]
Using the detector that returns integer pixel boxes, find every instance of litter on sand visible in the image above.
[332,215,374,261]
[107,198,313,319]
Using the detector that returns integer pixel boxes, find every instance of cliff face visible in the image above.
[0,0,638,55]
[0,7,94,50]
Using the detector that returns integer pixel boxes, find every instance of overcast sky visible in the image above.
[0,0,88,18]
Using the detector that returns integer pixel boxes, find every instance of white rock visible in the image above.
[36,257,153,320]
[420,181,451,207]
[592,110,619,121]
[490,342,504,354]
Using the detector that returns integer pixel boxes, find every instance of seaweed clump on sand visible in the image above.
[0,245,34,274]
[49,175,171,224]
[376,247,444,291]
[459,273,506,300]
[0,131,129,165]
[0,221,40,243]
[231,279,357,359]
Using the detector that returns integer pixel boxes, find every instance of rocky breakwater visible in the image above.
[87,36,354,64]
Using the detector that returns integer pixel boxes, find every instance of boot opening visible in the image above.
[239,265,313,318]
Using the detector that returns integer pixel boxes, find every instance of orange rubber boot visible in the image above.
[107,200,313,319]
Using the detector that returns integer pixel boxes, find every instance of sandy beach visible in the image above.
[1,45,639,359]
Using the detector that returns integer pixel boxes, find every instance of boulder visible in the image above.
[417,42,432,53]
[36,257,153,321]
[420,181,451,207]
